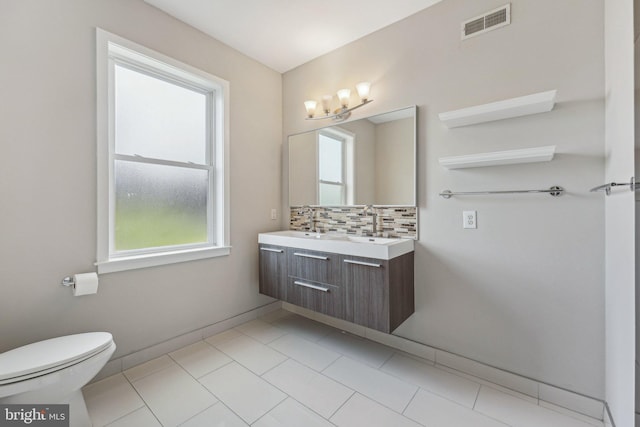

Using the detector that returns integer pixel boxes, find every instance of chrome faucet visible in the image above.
[363,205,377,236]
[299,205,316,233]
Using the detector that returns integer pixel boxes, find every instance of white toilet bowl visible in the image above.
[0,332,116,427]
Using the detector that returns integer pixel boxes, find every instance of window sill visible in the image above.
[96,246,231,274]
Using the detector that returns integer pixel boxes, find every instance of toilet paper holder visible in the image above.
[61,276,76,287]
[61,273,99,296]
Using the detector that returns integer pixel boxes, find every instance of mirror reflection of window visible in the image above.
[318,132,345,205]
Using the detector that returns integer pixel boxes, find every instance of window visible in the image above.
[317,128,354,205]
[318,132,345,205]
[96,29,230,273]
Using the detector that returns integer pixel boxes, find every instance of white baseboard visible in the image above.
[93,301,282,382]
[281,302,605,421]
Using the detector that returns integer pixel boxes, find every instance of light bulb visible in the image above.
[356,82,371,102]
[337,89,351,108]
[304,100,317,118]
[321,95,332,114]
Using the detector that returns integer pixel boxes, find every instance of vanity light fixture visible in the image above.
[304,82,373,121]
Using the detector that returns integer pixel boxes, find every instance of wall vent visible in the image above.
[462,4,511,40]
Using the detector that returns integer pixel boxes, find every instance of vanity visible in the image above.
[259,231,414,333]
[260,105,418,333]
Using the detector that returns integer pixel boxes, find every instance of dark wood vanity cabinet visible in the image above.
[258,245,414,333]
[343,252,414,333]
[258,245,287,300]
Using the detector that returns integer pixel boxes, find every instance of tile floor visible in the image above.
[83,310,604,427]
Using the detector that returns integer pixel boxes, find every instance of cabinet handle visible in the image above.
[260,247,284,253]
[294,280,330,292]
[293,252,329,260]
[344,259,382,268]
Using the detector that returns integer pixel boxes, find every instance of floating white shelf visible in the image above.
[439,145,556,169]
[438,90,557,128]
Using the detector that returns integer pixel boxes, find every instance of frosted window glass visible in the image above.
[318,134,343,182]
[115,64,207,164]
[319,182,343,205]
[114,160,208,251]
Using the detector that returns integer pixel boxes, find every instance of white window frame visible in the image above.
[96,28,230,274]
[316,127,355,206]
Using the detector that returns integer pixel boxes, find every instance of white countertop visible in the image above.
[258,230,414,260]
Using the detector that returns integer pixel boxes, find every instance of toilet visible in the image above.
[0,332,116,427]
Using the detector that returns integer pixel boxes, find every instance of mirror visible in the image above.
[289,106,416,206]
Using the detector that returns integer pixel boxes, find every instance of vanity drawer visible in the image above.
[287,248,341,285]
[286,277,345,319]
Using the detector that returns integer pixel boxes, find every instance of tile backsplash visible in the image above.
[290,206,417,239]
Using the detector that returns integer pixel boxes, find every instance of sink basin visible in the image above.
[258,230,414,260]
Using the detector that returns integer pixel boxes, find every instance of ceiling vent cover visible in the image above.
[462,4,511,40]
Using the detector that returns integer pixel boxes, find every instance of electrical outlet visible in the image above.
[270,208,277,220]
[463,210,477,229]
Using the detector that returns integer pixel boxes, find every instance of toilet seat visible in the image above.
[0,332,114,385]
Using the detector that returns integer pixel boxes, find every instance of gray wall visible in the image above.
[0,1,282,358]
[283,0,605,398]
[339,120,376,204]
[288,131,317,206]
[375,118,414,204]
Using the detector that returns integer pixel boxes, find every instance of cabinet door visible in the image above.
[343,257,390,332]
[387,252,415,331]
[258,245,286,300]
